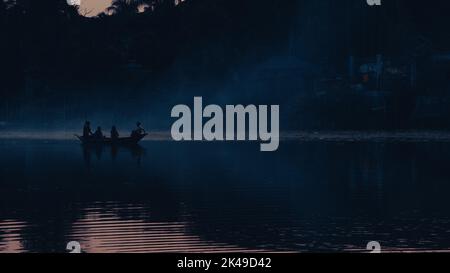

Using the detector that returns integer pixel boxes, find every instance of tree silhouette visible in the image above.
[0,0,5,12]
[106,0,176,15]
[12,0,69,15]
[106,0,146,15]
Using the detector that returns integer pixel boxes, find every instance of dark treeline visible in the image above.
[3,0,449,96]
[0,0,298,98]
[1,0,450,130]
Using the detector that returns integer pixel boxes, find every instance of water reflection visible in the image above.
[1,139,450,252]
[67,203,268,253]
[0,220,26,253]
[82,144,145,167]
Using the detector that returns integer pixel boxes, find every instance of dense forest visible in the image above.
[1,0,450,130]
[0,0,298,96]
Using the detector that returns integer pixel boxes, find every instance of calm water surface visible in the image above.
[1,139,450,253]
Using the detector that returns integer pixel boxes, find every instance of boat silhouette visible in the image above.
[75,133,147,145]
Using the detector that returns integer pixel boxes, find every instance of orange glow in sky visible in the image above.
[78,0,112,16]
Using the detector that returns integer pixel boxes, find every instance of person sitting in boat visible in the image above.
[111,126,119,140]
[131,122,146,137]
[83,121,93,138]
[93,126,104,139]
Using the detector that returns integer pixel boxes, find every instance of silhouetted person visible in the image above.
[132,122,146,137]
[93,126,104,139]
[83,121,92,138]
[111,126,119,140]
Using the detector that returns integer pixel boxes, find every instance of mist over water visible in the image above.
[1,0,450,254]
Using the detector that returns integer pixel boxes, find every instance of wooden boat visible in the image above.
[75,133,147,145]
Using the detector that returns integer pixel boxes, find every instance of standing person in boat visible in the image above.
[93,126,104,139]
[83,121,93,138]
[111,126,119,140]
[132,122,146,137]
